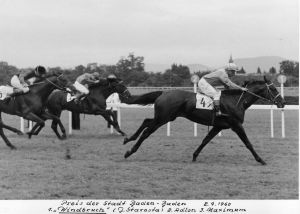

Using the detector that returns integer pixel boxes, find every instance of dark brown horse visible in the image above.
[0,74,72,149]
[123,77,285,165]
[27,78,131,139]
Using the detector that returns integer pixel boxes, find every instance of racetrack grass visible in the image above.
[0,109,298,199]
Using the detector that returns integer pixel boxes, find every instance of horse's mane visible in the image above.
[222,80,266,95]
[222,89,243,95]
[242,80,265,87]
[29,75,58,88]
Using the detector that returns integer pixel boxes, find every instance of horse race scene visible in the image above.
[0,0,299,213]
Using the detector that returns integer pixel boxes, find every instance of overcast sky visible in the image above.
[0,0,298,68]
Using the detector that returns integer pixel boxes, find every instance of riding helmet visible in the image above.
[35,65,47,76]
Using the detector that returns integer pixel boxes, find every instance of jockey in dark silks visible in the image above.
[198,62,248,116]
[10,65,47,94]
[9,65,76,98]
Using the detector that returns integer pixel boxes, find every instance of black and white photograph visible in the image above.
[0,0,298,213]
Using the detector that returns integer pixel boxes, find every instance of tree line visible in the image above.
[0,53,299,87]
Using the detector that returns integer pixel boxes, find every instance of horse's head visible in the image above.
[107,78,131,99]
[44,72,73,92]
[263,76,286,108]
[245,76,286,108]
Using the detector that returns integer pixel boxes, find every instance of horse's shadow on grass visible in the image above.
[114,152,262,166]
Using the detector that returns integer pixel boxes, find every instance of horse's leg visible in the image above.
[0,118,17,149]
[27,123,40,139]
[124,120,164,158]
[107,109,118,124]
[0,113,23,135]
[35,110,66,140]
[192,126,222,162]
[51,118,67,140]
[23,113,45,132]
[100,111,126,136]
[54,116,67,140]
[1,124,24,135]
[102,109,117,128]
[231,123,266,165]
[123,118,153,144]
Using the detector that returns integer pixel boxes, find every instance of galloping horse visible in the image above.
[123,76,285,165]
[27,78,131,139]
[0,74,72,149]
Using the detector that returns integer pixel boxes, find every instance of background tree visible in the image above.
[237,67,246,74]
[279,60,298,76]
[0,61,19,84]
[269,66,277,75]
[115,53,148,86]
[163,64,190,86]
[257,67,262,74]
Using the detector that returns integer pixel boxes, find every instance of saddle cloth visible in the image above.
[195,93,214,110]
[0,85,14,100]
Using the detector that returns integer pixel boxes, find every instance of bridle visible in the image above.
[237,82,281,106]
[119,88,130,99]
[108,81,130,99]
[44,74,70,93]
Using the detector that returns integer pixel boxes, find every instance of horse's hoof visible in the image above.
[123,138,129,145]
[17,131,24,136]
[59,135,67,140]
[10,146,17,150]
[124,151,131,159]
[260,160,267,165]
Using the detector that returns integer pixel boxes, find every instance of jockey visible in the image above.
[198,62,248,116]
[73,72,101,102]
[11,65,47,94]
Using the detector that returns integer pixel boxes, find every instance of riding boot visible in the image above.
[213,100,222,116]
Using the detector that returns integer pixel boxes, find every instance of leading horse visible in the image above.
[27,78,131,139]
[123,76,285,165]
[0,74,72,149]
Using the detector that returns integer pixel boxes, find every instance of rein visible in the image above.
[236,82,280,106]
[44,75,69,93]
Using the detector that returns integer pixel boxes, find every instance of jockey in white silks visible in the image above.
[73,72,100,102]
[198,62,248,116]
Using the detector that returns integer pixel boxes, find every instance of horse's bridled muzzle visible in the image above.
[275,97,286,108]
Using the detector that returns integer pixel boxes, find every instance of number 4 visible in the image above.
[200,98,206,107]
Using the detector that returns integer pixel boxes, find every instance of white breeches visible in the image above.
[198,78,221,100]
[73,81,89,94]
[10,75,29,93]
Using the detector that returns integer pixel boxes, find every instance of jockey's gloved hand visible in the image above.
[241,87,248,91]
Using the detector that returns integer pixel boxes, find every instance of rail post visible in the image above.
[191,74,199,137]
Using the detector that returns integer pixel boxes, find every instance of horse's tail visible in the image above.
[122,91,163,105]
